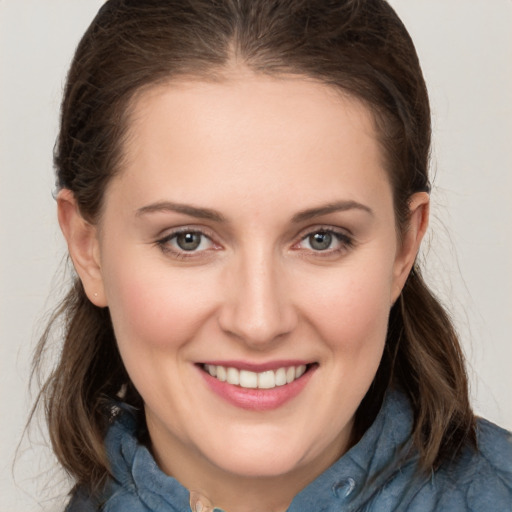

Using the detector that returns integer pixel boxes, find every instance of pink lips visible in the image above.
[197,361,317,411]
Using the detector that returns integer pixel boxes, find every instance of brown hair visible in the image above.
[34,0,476,495]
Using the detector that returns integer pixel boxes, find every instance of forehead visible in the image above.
[110,74,390,216]
[127,73,378,152]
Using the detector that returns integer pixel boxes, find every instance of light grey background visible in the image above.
[1,1,511,510]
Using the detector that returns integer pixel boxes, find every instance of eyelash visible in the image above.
[155,228,219,260]
[294,227,354,256]
[155,226,354,260]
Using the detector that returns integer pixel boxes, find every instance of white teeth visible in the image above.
[258,370,275,389]
[275,367,287,387]
[216,366,227,382]
[239,370,258,388]
[205,364,310,389]
[296,365,306,378]
[226,367,240,385]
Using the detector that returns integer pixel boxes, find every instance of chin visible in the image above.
[197,430,327,480]
[212,451,306,479]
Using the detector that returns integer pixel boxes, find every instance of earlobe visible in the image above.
[391,192,430,302]
[57,189,107,307]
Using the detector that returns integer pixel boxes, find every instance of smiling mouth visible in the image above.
[200,363,315,390]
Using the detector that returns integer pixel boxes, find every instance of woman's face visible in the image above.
[75,74,426,490]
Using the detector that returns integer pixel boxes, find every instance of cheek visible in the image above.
[299,258,395,355]
[102,260,221,412]
[103,259,216,352]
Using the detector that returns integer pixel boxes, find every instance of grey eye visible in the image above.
[176,232,203,251]
[308,232,333,251]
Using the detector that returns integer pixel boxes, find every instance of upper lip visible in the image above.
[198,360,314,372]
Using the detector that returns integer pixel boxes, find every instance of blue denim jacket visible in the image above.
[66,391,512,511]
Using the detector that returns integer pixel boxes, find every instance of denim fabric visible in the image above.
[66,391,512,511]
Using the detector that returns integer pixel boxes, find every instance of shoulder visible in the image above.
[463,417,512,508]
[354,392,512,511]
[65,487,101,512]
[475,416,512,475]
[408,417,512,511]
[66,405,192,511]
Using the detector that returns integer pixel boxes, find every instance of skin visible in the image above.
[58,72,429,512]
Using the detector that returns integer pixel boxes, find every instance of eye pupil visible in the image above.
[176,232,202,251]
[309,232,332,251]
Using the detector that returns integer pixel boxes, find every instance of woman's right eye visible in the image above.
[173,232,206,251]
[156,230,215,257]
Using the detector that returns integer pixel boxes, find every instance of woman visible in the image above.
[34,0,511,511]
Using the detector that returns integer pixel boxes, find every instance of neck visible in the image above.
[145,407,352,512]
[188,475,304,512]
[149,430,348,512]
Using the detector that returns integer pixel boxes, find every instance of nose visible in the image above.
[217,249,298,348]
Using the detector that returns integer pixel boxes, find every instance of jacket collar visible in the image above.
[104,389,416,511]
[288,390,417,511]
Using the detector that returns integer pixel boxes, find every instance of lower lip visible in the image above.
[198,365,316,411]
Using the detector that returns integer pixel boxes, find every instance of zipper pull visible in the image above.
[189,490,227,512]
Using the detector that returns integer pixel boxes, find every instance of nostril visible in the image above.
[216,270,298,345]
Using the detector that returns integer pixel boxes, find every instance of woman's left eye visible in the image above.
[297,229,352,253]
[157,230,214,255]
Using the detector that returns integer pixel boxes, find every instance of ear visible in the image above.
[391,192,430,303]
[57,189,107,307]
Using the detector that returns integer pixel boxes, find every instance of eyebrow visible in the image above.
[136,199,373,224]
[136,201,226,222]
[291,200,373,223]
